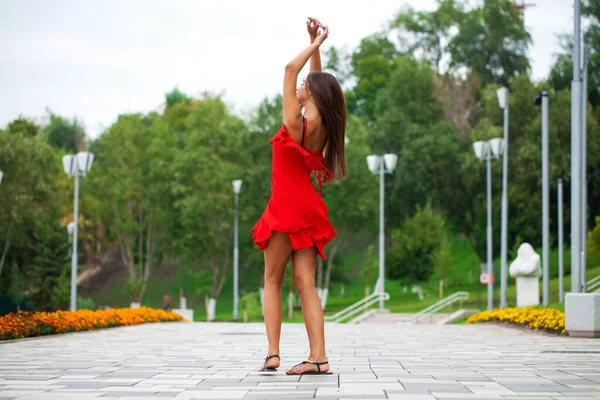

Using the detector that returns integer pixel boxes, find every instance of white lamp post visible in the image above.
[0,170,3,185]
[366,153,397,309]
[232,179,243,321]
[535,91,550,306]
[473,139,503,310]
[571,0,583,294]
[62,152,94,312]
[496,87,509,308]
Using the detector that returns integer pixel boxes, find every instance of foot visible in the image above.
[260,354,280,371]
[285,359,329,375]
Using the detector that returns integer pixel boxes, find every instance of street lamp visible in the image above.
[534,91,550,306]
[232,179,242,321]
[0,170,3,185]
[366,153,397,309]
[473,138,503,310]
[571,0,583,294]
[496,87,509,308]
[62,152,94,312]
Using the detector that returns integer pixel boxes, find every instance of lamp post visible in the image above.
[571,0,582,294]
[366,153,397,309]
[473,138,503,310]
[0,170,3,185]
[497,87,509,308]
[62,152,94,312]
[581,47,588,291]
[232,179,242,321]
[534,91,550,306]
[558,179,564,303]
[67,222,75,258]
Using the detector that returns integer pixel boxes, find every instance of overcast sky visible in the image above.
[1,0,576,139]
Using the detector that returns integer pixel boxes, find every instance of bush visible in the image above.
[387,203,446,282]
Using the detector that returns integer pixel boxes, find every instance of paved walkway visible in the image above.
[1,322,600,399]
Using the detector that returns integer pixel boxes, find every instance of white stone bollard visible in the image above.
[566,293,600,338]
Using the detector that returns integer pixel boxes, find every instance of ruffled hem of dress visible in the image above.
[252,217,337,260]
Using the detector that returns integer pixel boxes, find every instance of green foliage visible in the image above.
[77,297,97,311]
[7,117,40,137]
[165,88,191,108]
[26,216,71,311]
[43,112,86,152]
[360,245,378,287]
[448,0,531,85]
[387,204,446,282]
[239,290,262,320]
[350,33,399,120]
[548,1,600,107]
[589,216,600,255]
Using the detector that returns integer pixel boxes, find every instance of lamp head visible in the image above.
[497,87,508,109]
[383,154,398,172]
[366,155,379,174]
[232,179,243,194]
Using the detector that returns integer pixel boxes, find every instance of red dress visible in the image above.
[252,120,337,259]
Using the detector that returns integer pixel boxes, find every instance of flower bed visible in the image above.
[466,306,565,334]
[0,307,185,340]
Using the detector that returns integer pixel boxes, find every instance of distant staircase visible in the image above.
[324,292,390,324]
[396,291,470,324]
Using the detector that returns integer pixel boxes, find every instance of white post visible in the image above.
[70,169,79,312]
[571,0,582,294]
[233,191,239,320]
[378,156,385,309]
[232,180,242,320]
[541,92,550,306]
[486,149,493,310]
[558,179,564,303]
[581,47,588,292]
[500,90,509,308]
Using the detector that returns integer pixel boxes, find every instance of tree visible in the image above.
[448,0,531,86]
[392,0,463,74]
[7,117,40,137]
[435,71,481,139]
[0,131,59,277]
[89,113,175,304]
[26,216,70,311]
[43,111,87,152]
[349,34,399,120]
[167,94,247,317]
[548,1,600,107]
[165,88,191,108]
[387,204,446,282]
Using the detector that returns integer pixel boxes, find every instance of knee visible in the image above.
[293,273,314,294]
[264,274,283,288]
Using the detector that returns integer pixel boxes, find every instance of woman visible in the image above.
[251,17,348,375]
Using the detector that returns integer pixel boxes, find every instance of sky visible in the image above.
[0,0,576,139]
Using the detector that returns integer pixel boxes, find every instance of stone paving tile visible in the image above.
[1,322,600,399]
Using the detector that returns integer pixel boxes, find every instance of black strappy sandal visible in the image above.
[287,360,331,375]
[258,354,280,372]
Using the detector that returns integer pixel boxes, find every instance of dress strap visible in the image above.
[301,117,307,148]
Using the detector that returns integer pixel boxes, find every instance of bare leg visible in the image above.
[286,247,330,374]
[262,231,293,369]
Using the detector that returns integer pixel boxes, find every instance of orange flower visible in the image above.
[0,307,185,340]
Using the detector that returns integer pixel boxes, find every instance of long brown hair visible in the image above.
[306,71,348,184]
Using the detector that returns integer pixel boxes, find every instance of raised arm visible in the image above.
[307,17,322,73]
[283,25,328,143]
